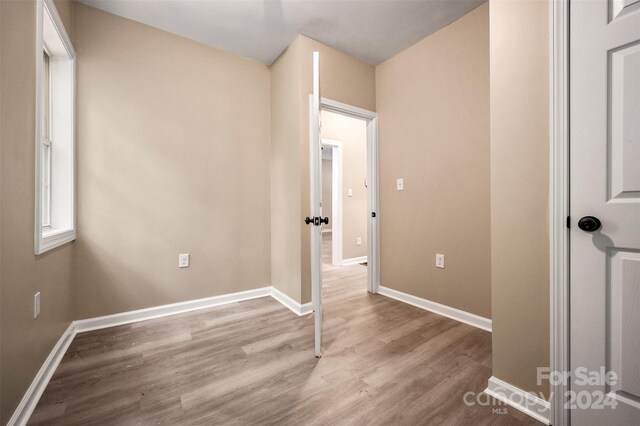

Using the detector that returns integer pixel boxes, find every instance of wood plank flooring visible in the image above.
[30,234,539,425]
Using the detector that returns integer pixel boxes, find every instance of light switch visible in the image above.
[179,253,190,268]
[348,188,353,197]
[436,254,445,269]
[396,178,404,191]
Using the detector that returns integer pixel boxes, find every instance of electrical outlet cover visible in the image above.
[34,292,41,319]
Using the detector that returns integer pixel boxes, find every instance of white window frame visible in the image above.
[35,0,76,254]
[42,49,52,229]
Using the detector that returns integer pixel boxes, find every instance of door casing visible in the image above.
[318,97,379,293]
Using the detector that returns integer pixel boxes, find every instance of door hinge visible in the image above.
[372,212,377,218]
[566,216,571,229]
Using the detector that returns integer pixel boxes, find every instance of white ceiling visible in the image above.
[77,0,486,65]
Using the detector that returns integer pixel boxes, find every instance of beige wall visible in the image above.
[73,4,271,318]
[270,38,304,302]
[270,35,375,303]
[0,0,75,422]
[320,110,368,260]
[322,159,332,230]
[375,3,491,318]
[490,0,550,395]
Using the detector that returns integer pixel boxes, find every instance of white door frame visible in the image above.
[550,1,569,425]
[318,98,379,293]
[321,138,344,267]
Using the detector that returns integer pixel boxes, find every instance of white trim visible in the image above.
[321,97,376,121]
[550,1,570,425]
[7,323,76,426]
[485,376,551,425]
[9,286,312,424]
[378,285,491,332]
[321,138,343,266]
[39,229,76,253]
[35,0,76,255]
[270,287,314,316]
[321,229,332,234]
[74,287,272,332]
[43,0,74,58]
[366,116,380,294]
[319,97,379,294]
[342,256,368,266]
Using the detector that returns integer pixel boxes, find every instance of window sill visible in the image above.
[37,228,75,255]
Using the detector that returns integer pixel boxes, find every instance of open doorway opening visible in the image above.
[309,86,378,357]
[320,110,369,290]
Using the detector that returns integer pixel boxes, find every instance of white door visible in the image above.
[308,51,324,358]
[571,1,640,424]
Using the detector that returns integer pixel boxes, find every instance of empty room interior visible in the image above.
[1,0,639,425]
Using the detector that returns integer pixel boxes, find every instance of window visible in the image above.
[42,50,52,228]
[35,0,76,254]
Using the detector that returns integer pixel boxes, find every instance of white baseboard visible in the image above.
[10,285,313,425]
[321,229,332,234]
[342,256,367,266]
[74,287,272,332]
[485,376,551,425]
[8,323,77,426]
[270,287,314,316]
[378,285,492,332]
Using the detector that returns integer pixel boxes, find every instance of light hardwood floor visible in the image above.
[30,234,539,425]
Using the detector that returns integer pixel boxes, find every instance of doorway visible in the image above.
[321,112,371,267]
[317,98,379,295]
[308,67,378,357]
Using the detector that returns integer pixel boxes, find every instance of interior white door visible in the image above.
[570,1,640,424]
[309,51,323,358]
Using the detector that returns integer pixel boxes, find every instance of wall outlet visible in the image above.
[34,292,41,319]
[347,188,353,197]
[436,254,445,269]
[396,178,404,191]
[357,237,362,246]
[179,253,190,268]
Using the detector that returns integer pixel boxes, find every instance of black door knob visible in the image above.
[578,216,601,232]
[321,217,329,225]
[305,217,313,225]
